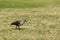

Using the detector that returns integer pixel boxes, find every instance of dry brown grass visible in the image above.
[0,6,60,40]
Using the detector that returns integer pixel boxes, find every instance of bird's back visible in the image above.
[11,20,27,26]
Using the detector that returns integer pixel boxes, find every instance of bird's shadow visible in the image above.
[11,28,28,30]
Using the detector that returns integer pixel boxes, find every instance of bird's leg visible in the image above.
[16,26,18,29]
[18,26,20,30]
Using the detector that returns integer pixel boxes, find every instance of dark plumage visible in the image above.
[11,20,27,29]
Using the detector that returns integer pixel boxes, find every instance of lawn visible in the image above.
[0,6,60,40]
[0,0,60,8]
[0,0,46,8]
[0,0,60,40]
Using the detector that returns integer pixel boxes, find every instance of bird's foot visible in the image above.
[18,28,20,30]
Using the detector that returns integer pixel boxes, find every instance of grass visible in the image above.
[0,0,60,40]
[0,6,60,40]
[0,0,60,8]
[0,0,47,8]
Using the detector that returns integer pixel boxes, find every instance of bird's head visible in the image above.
[24,20,27,23]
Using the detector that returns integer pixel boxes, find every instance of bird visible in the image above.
[11,20,27,29]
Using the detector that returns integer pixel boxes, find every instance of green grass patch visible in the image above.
[0,0,60,8]
[0,0,47,8]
